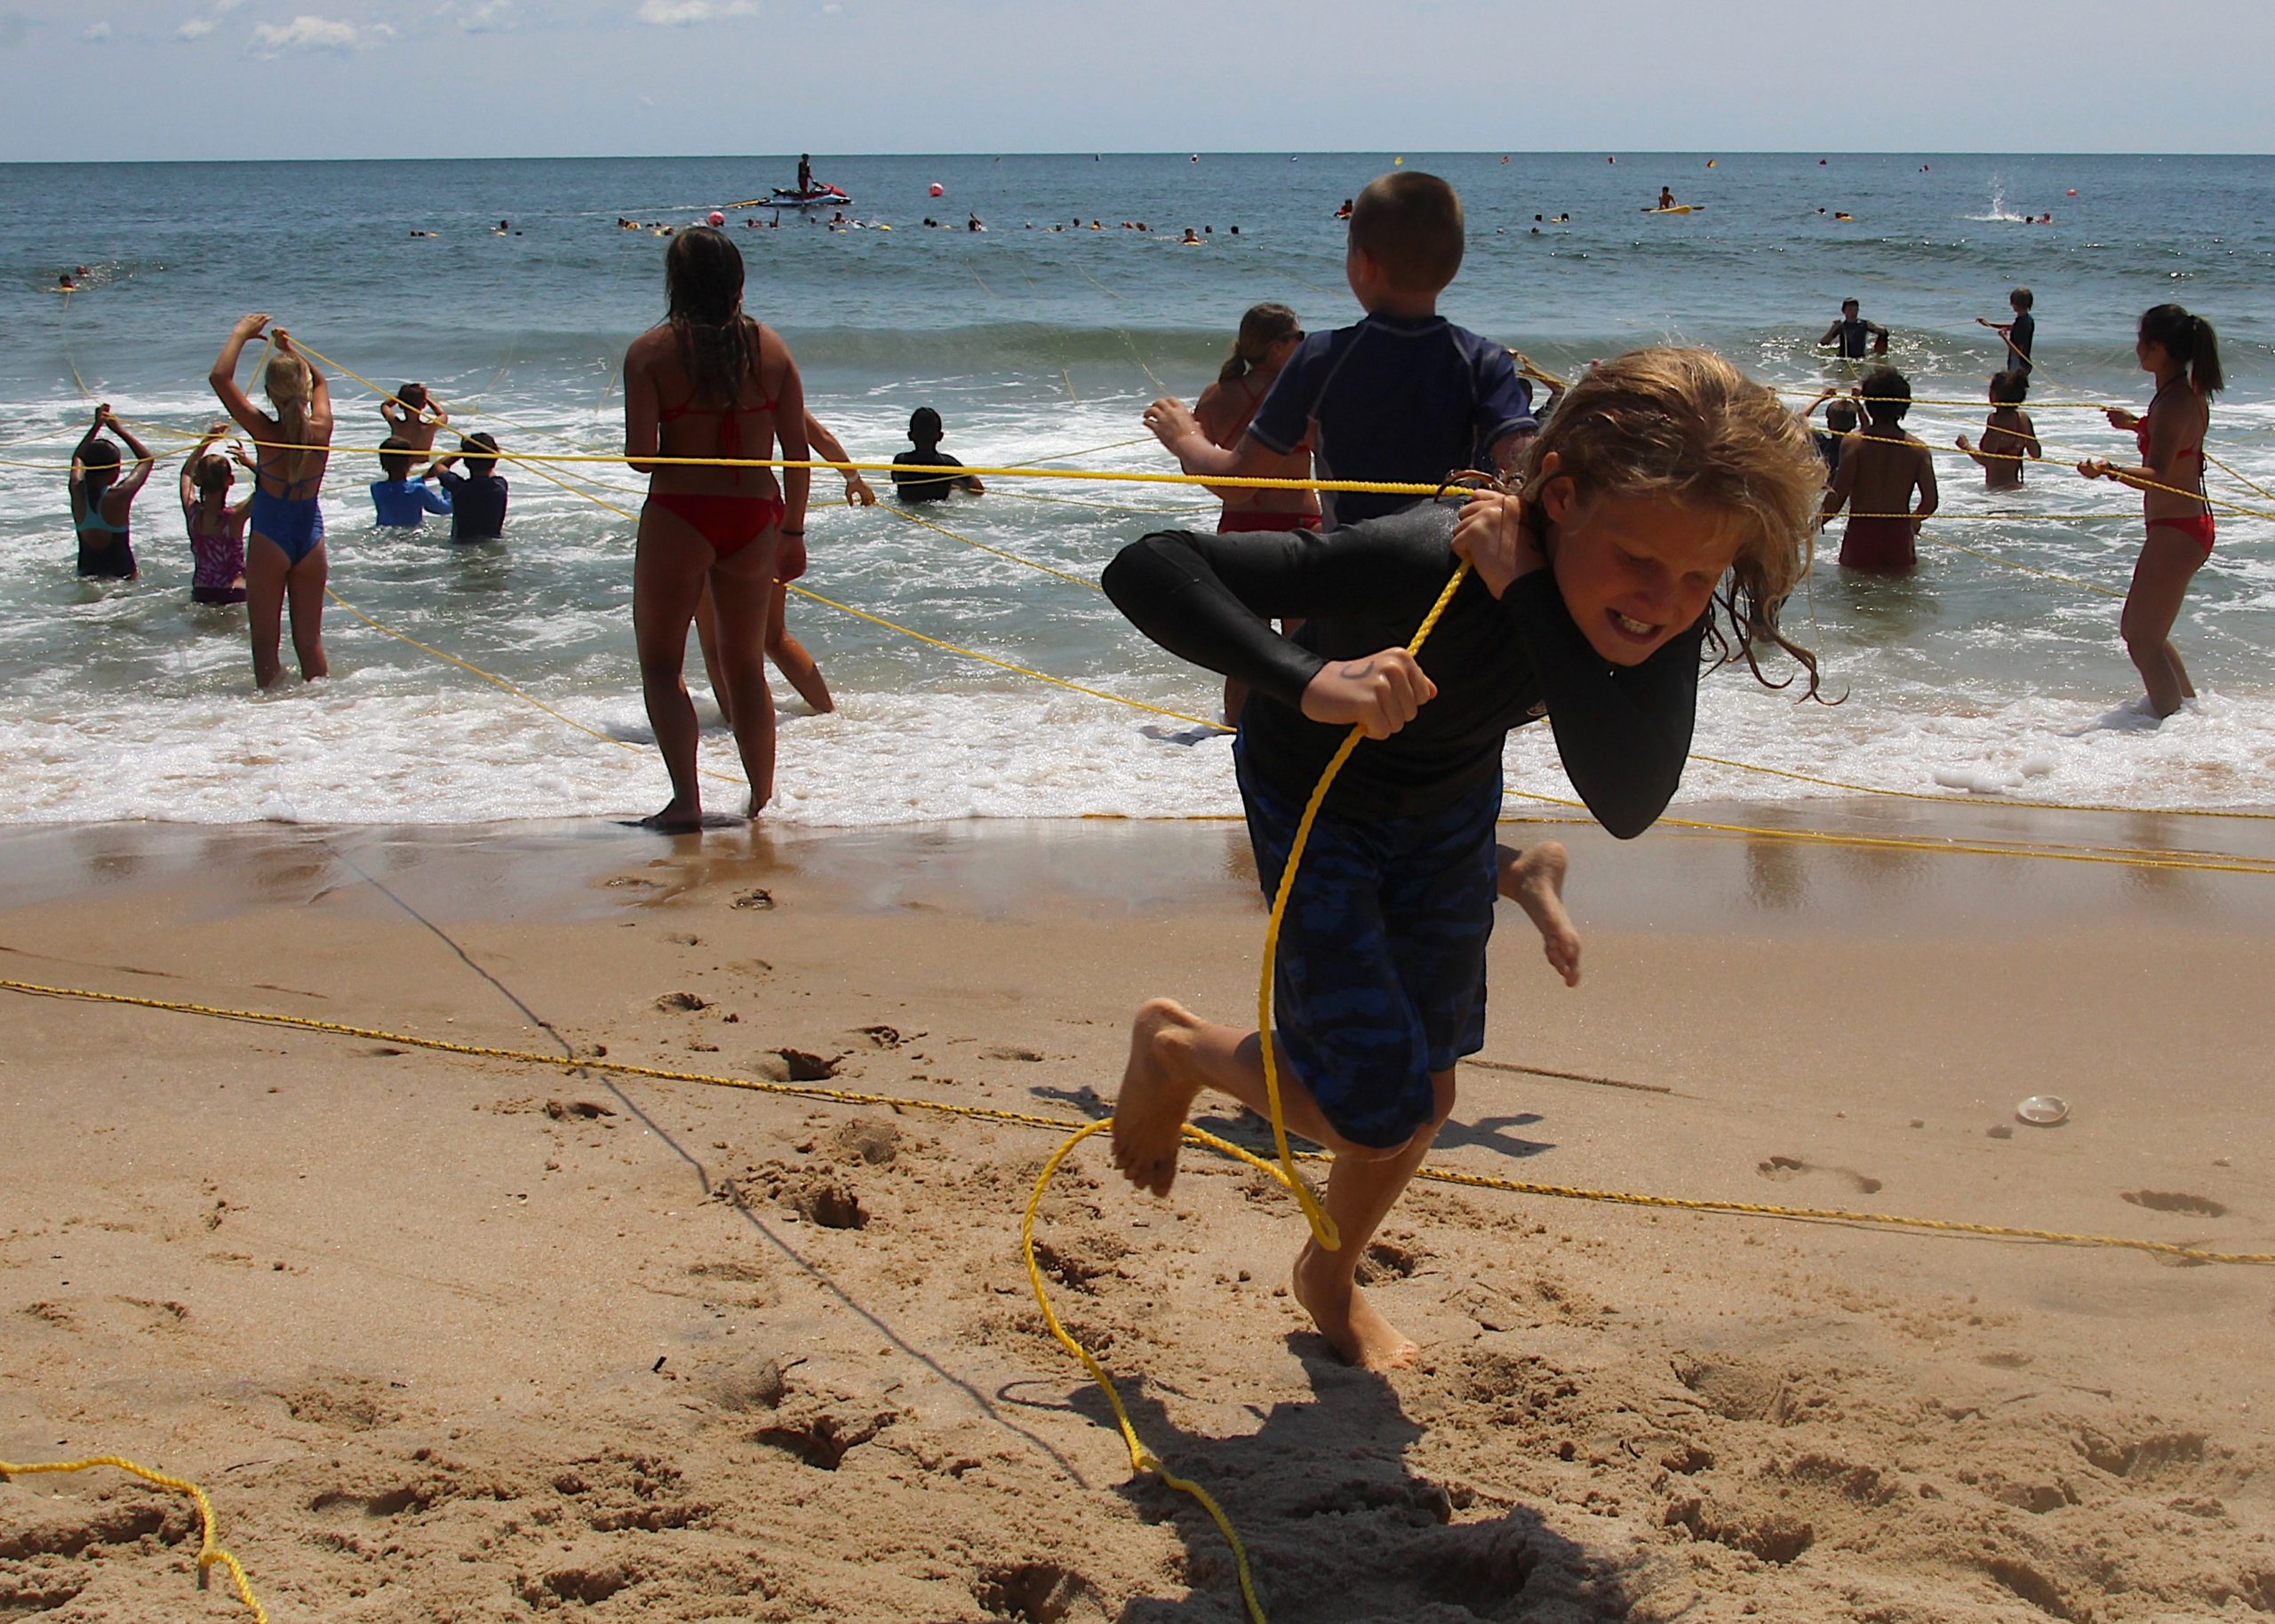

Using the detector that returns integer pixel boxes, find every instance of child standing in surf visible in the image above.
[1101,349,1824,1370]
[1819,365,1936,572]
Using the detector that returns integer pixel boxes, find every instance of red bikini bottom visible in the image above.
[1839,515,1917,573]
[1217,508,1319,535]
[647,493,786,561]
[2147,513,2215,556]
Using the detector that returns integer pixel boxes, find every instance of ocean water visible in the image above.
[2,151,2271,826]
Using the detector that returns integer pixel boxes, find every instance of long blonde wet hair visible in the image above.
[1507,346,1827,697]
[264,350,315,485]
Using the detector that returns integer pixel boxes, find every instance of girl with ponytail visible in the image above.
[1186,304,1317,722]
[1192,303,1316,535]
[2078,303,2223,719]
[211,314,335,688]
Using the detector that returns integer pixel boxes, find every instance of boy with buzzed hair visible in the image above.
[1144,171,1536,525]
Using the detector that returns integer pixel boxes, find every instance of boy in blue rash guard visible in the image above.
[370,437,453,528]
[1143,171,1536,524]
[1103,349,1825,1372]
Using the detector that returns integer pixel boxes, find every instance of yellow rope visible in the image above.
[2207,450,2275,506]
[0,1454,267,1623]
[1687,752,2275,822]
[1252,561,1477,1252]
[876,504,1106,593]
[1022,1122,1270,1624]
[1500,789,2275,876]
[6,974,2271,1269]
[18,973,2275,1264]
[784,580,1227,733]
[1913,531,2126,598]
[14,959,2275,1624]
[323,586,745,787]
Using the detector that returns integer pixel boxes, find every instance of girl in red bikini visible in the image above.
[1191,303,1317,722]
[1192,303,1318,536]
[2078,303,2223,720]
[624,226,810,830]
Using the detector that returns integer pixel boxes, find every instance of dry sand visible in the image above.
[4,812,2273,1623]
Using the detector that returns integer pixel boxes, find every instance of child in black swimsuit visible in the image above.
[69,405,155,579]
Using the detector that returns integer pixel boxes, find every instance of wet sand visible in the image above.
[4,812,2272,1622]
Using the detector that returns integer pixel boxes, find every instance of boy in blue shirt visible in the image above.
[1143,171,1536,524]
[369,437,452,529]
[430,434,509,543]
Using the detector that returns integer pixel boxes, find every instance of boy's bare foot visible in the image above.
[1500,840,1581,987]
[1111,999,1205,1198]
[640,799,706,833]
[1293,1241,1419,1372]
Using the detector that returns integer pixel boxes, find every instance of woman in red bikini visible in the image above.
[624,226,809,829]
[1191,302,1317,722]
[2078,304,2223,720]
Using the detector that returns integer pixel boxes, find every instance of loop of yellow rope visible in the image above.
[1022,1121,1272,1623]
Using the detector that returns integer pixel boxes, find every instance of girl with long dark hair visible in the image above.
[623,227,809,828]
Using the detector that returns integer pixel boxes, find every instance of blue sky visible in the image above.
[6,0,2273,162]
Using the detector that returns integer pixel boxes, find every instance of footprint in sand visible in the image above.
[1756,1155,1883,1196]
[2122,1190,2228,1218]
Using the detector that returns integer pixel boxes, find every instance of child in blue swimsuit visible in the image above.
[211,314,335,687]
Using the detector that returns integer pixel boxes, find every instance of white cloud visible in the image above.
[177,15,217,37]
[635,0,756,25]
[83,19,110,38]
[460,0,515,28]
[248,13,393,55]
[213,0,246,11]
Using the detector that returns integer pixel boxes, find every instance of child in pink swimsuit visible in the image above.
[180,421,251,606]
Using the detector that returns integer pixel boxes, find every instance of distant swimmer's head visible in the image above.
[460,433,501,474]
[1840,298,1860,317]
[666,225,746,327]
[1220,302,1302,385]
[1989,368,2029,406]
[379,436,417,482]
[1859,367,1910,424]
[1507,346,1824,698]
[907,407,944,449]
[2138,302,2223,396]
[1347,171,1465,301]
[76,438,120,489]
[2009,286,2033,313]
[193,452,235,495]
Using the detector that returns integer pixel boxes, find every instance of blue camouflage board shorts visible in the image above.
[1235,739,1499,1150]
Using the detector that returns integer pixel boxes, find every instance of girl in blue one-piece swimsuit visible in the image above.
[211,313,335,688]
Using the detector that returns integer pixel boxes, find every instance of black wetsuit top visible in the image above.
[1827,316,1882,359]
[1102,500,1701,832]
[892,449,968,503]
[2007,311,2035,371]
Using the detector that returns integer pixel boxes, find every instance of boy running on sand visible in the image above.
[1143,171,1536,526]
[1103,349,1824,1370]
